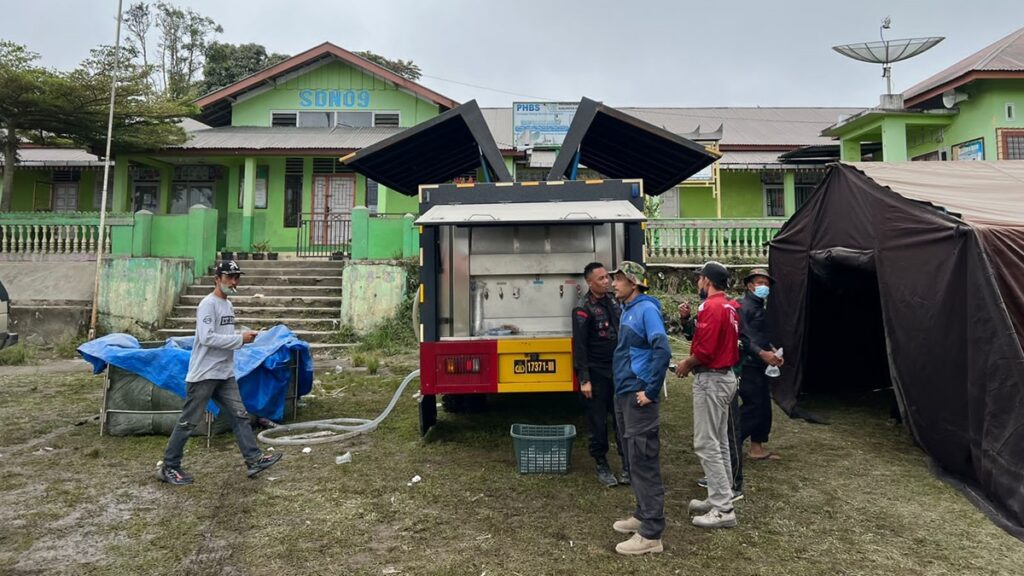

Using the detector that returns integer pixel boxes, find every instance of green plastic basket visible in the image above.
[510,423,576,474]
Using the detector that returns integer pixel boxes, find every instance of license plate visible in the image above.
[513,359,556,374]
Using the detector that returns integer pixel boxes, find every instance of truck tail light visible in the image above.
[445,356,481,374]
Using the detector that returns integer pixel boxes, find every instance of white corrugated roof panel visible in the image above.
[415,200,644,225]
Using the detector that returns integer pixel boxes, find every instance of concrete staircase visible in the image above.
[157,259,346,349]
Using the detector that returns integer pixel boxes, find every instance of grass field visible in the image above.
[1,346,1021,575]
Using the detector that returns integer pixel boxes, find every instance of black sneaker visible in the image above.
[246,453,282,478]
[618,468,631,486]
[596,461,618,487]
[156,466,194,485]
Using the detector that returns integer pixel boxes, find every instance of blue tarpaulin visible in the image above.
[79,325,314,422]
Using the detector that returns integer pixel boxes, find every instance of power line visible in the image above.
[419,73,555,101]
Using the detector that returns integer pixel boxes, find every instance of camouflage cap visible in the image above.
[743,267,775,286]
[610,261,649,291]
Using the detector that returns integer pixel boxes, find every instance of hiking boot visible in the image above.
[692,508,737,529]
[612,516,642,534]
[696,477,708,488]
[156,466,194,486]
[618,468,631,486]
[596,461,618,487]
[688,498,713,515]
[246,453,282,478]
[615,533,663,556]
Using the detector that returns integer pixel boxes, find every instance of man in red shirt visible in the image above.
[676,261,740,529]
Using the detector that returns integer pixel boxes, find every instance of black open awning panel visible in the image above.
[546,98,720,195]
[341,100,511,196]
[343,97,718,197]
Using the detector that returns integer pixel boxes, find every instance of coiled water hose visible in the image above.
[257,369,420,446]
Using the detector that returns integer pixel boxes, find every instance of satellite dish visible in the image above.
[833,18,944,96]
[942,89,969,108]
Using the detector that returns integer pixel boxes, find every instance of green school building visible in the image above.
[2,27,1022,266]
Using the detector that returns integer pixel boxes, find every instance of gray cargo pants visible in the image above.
[693,370,739,512]
[614,392,665,540]
[162,377,262,469]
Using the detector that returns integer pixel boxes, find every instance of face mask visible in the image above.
[753,285,770,299]
[220,284,238,297]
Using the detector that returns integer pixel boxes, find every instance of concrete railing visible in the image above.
[646,218,786,263]
[0,212,134,260]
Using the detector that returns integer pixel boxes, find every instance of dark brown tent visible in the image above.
[768,161,1024,537]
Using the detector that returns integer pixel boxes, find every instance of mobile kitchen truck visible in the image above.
[344,98,718,434]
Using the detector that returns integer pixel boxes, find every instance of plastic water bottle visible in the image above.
[765,348,784,378]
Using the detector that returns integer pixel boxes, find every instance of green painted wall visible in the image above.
[232,60,440,128]
[679,171,765,218]
[99,257,194,336]
[907,80,1024,160]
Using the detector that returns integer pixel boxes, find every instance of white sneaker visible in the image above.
[688,499,713,515]
[692,508,737,529]
[612,516,642,534]
[615,532,664,555]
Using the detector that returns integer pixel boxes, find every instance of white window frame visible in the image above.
[270,110,298,127]
[372,111,401,127]
[268,109,403,128]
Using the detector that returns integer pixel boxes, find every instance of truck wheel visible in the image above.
[419,394,437,436]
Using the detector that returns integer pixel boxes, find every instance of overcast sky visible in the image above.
[4,0,1022,108]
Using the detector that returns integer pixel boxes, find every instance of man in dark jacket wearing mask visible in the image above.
[738,268,784,460]
[573,262,628,487]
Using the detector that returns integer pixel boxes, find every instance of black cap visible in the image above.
[215,260,245,276]
[696,261,729,286]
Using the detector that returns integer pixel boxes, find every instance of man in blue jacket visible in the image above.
[608,261,672,556]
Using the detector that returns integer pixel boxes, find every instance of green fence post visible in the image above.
[351,206,370,260]
[188,205,218,274]
[402,214,416,258]
[131,210,153,256]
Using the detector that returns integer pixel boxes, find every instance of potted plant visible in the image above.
[235,251,250,260]
[219,248,234,261]
[251,241,269,261]
[330,251,346,261]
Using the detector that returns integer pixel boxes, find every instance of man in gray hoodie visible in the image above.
[156,260,282,485]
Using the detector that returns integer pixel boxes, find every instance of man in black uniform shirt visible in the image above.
[573,262,629,487]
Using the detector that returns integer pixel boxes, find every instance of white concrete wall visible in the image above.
[0,262,97,303]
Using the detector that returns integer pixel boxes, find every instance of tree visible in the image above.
[201,42,289,94]
[121,1,222,99]
[0,41,192,211]
[0,41,53,211]
[354,50,422,81]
